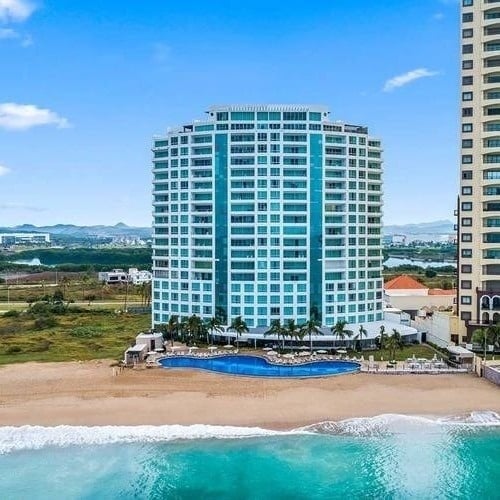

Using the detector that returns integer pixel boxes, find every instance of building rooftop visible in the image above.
[428,288,457,296]
[385,275,428,290]
[206,104,330,114]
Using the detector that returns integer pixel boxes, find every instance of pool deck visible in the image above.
[146,350,469,376]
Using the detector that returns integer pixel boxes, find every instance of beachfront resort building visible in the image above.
[151,104,386,338]
[458,1,500,339]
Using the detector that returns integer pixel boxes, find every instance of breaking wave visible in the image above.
[299,411,500,436]
[0,412,498,454]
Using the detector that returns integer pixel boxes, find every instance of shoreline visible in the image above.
[0,360,499,430]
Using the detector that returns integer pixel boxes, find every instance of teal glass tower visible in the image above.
[151,105,383,331]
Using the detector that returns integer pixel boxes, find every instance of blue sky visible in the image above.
[0,0,459,227]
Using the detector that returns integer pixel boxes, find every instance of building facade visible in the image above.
[151,105,383,331]
[458,0,500,338]
[0,233,50,246]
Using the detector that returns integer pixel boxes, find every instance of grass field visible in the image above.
[0,309,151,365]
[359,344,439,362]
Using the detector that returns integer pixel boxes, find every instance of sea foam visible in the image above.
[0,424,295,455]
[299,411,500,436]
[0,412,499,454]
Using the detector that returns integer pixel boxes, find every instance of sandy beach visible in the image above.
[0,360,498,429]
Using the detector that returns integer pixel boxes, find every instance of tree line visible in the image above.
[157,315,405,358]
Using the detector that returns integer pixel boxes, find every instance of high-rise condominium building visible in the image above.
[151,105,383,332]
[459,0,500,339]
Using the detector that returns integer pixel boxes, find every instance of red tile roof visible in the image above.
[385,275,428,290]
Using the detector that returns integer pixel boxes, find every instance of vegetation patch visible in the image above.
[69,326,103,338]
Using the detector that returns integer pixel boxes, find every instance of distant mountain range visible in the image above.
[0,220,455,240]
[384,220,455,236]
[0,223,152,239]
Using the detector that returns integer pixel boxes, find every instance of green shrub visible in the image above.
[69,326,103,338]
[30,301,67,316]
[5,345,22,354]
[34,316,58,330]
[32,340,52,352]
[3,310,19,318]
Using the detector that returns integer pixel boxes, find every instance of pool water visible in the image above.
[158,355,360,378]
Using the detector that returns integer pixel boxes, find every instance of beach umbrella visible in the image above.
[190,346,199,350]
[283,353,294,359]
[267,351,278,356]
[299,351,311,357]
[317,350,327,354]
[208,346,218,351]
[337,349,347,354]
[262,347,273,351]
[223,344,234,349]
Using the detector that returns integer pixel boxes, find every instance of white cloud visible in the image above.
[0,26,16,38]
[0,103,70,130]
[0,164,11,176]
[383,68,439,92]
[0,201,45,211]
[0,0,35,23]
[0,26,30,45]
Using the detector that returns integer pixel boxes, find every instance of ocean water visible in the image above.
[0,413,499,500]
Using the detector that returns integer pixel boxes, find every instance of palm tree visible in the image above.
[386,328,403,361]
[265,319,285,351]
[331,320,351,347]
[285,319,301,350]
[228,316,249,350]
[80,273,92,301]
[301,317,322,353]
[473,326,496,360]
[60,276,71,301]
[166,315,179,346]
[354,325,368,352]
[188,315,205,344]
[205,316,223,345]
[489,324,500,350]
[140,282,152,307]
[377,324,386,350]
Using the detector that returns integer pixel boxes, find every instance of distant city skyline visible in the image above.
[0,0,459,226]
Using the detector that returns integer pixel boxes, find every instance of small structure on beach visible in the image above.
[123,332,164,365]
[135,332,163,351]
[124,344,148,365]
[447,345,474,365]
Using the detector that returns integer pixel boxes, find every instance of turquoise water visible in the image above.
[158,354,360,377]
[0,414,499,499]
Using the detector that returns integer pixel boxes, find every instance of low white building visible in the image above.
[216,320,419,349]
[0,232,50,246]
[98,269,129,284]
[135,331,163,351]
[384,275,456,313]
[128,268,152,285]
[98,268,152,285]
[124,343,148,365]
[124,332,163,365]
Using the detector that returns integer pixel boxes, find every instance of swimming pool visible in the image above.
[158,355,360,378]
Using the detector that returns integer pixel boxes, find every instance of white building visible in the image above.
[384,275,456,313]
[458,1,500,339]
[152,104,384,332]
[128,268,152,285]
[0,232,50,246]
[98,268,152,285]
